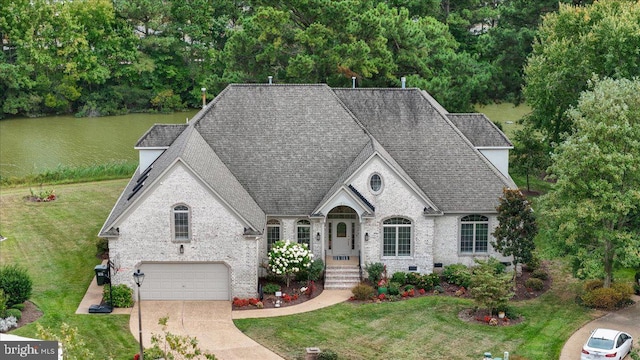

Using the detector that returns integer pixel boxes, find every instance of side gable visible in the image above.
[99,125,265,237]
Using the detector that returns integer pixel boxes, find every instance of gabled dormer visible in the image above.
[134,124,188,171]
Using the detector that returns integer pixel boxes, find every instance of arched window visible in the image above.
[460,215,489,254]
[173,205,190,241]
[382,217,412,257]
[296,220,311,247]
[266,219,281,251]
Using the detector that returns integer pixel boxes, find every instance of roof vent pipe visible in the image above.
[268,76,273,84]
[352,76,356,89]
[401,77,406,89]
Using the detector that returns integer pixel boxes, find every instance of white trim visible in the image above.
[344,152,439,211]
[103,159,261,236]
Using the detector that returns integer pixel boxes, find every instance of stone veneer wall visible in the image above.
[109,163,259,299]
[432,215,511,268]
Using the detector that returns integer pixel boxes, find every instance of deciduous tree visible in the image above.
[523,0,640,145]
[541,77,640,287]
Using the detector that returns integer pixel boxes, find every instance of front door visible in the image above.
[332,221,351,255]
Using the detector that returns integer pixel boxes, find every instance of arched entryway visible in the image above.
[326,206,359,257]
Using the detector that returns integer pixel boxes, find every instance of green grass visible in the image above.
[475,102,532,138]
[0,180,138,359]
[0,162,137,187]
[235,263,594,360]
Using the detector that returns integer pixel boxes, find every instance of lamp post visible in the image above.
[133,269,145,360]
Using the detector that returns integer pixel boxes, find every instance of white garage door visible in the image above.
[138,263,230,300]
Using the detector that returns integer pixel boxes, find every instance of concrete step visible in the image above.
[324,265,361,289]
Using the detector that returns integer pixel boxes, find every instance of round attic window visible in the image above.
[369,173,383,194]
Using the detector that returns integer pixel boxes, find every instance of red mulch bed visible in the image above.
[232,279,324,310]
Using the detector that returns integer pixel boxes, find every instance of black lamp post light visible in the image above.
[133,269,145,360]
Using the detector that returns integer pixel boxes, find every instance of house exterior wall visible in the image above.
[478,148,510,180]
[432,214,511,268]
[350,156,435,275]
[109,162,259,298]
[138,149,165,172]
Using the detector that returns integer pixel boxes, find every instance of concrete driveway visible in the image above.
[129,301,284,360]
[560,295,640,360]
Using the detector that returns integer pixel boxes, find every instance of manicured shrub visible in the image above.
[611,282,634,300]
[581,287,624,310]
[388,282,401,296]
[390,272,407,285]
[531,269,549,281]
[525,278,544,291]
[296,258,324,281]
[417,273,441,290]
[0,289,7,318]
[442,264,471,288]
[583,279,604,292]
[95,238,109,257]
[318,349,338,360]
[0,264,33,307]
[105,284,133,308]
[262,283,281,294]
[406,272,421,285]
[364,262,385,283]
[5,308,21,321]
[524,255,541,272]
[351,283,375,301]
[11,303,25,311]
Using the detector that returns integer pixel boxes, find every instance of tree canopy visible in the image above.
[540,77,640,286]
[1,0,580,118]
[523,0,640,145]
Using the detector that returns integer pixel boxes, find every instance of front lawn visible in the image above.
[0,180,138,359]
[235,262,595,360]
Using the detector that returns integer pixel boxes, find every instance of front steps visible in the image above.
[324,264,361,290]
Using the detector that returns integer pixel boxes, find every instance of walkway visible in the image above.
[559,294,640,360]
[77,273,351,359]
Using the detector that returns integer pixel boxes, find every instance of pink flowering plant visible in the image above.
[268,240,314,287]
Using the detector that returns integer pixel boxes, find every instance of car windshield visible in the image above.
[587,337,614,350]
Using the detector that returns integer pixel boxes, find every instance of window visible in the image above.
[173,205,190,241]
[337,222,347,237]
[460,215,489,254]
[296,220,311,247]
[369,173,383,193]
[267,219,281,251]
[382,217,412,257]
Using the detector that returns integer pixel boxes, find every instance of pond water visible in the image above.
[0,110,199,178]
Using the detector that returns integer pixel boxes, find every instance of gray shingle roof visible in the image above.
[136,124,188,147]
[333,88,515,212]
[101,84,517,236]
[194,84,371,215]
[446,114,513,148]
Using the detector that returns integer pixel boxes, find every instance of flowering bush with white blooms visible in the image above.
[268,240,314,287]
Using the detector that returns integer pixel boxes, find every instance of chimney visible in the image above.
[352,76,356,89]
[401,77,406,89]
[268,76,273,85]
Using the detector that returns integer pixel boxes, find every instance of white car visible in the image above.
[581,328,633,360]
